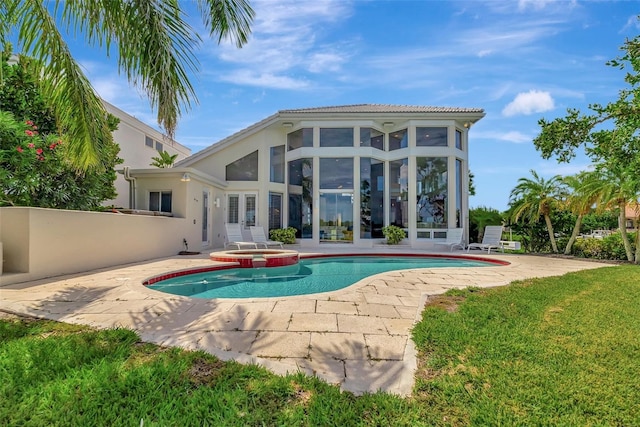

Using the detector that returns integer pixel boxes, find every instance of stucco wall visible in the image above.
[0,207,190,286]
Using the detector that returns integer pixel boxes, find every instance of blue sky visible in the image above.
[72,0,640,211]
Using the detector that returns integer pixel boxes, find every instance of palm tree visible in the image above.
[562,171,601,254]
[150,151,179,168]
[586,168,637,262]
[509,170,565,253]
[1,0,253,170]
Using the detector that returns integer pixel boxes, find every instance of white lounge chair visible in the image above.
[435,228,465,251]
[467,225,503,254]
[225,223,257,249]
[250,226,284,249]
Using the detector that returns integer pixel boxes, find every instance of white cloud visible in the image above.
[219,70,309,90]
[538,162,594,176]
[502,90,555,116]
[473,130,533,144]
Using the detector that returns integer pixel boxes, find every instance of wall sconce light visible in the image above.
[181,173,191,182]
[463,122,471,128]
[282,122,293,128]
[383,122,394,128]
[214,197,220,208]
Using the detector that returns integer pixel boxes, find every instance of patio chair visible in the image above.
[225,223,258,249]
[467,225,503,254]
[435,228,465,251]
[250,226,284,249]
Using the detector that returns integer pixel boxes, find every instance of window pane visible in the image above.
[270,145,285,183]
[244,194,256,227]
[288,159,312,238]
[155,141,163,152]
[389,159,408,228]
[416,127,448,147]
[160,191,172,212]
[287,128,313,151]
[456,130,462,149]
[320,128,354,147]
[389,129,408,151]
[416,157,448,236]
[226,151,258,181]
[360,158,384,239]
[145,136,154,147]
[149,192,159,211]
[228,195,239,223]
[360,128,384,150]
[269,193,283,230]
[319,158,353,189]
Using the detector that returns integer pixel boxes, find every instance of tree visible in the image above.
[562,171,600,255]
[509,170,565,253]
[150,151,178,168]
[533,33,640,263]
[0,54,122,209]
[1,0,253,169]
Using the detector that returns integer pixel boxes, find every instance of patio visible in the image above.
[0,248,611,396]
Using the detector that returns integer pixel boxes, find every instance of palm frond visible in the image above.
[197,0,254,47]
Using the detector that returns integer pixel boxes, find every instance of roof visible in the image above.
[280,104,484,114]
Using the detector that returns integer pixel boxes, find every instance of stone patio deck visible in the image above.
[0,249,612,396]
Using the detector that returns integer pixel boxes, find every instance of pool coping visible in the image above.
[0,249,613,396]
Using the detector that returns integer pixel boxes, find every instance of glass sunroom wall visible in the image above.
[360,128,384,150]
[288,158,313,238]
[416,157,448,239]
[319,158,354,242]
[360,158,385,239]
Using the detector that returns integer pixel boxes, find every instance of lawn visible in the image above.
[1,265,638,426]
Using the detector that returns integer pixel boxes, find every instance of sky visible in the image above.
[68,0,640,211]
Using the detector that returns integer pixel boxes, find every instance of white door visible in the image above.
[227,193,258,231]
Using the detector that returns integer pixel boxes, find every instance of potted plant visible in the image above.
[382,225,406,245]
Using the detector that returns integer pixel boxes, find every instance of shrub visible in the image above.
[269,227,297,244]
[571,232,637,261]
[382,225,406,245]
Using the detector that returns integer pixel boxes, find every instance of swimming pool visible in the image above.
[147,255,502,299]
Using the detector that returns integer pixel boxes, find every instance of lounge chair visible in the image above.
[435,228,465,251]
[467,225,503,254]
[225,223,257,249]
[250,226,284,249]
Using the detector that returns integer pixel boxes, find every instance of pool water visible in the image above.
[148,256,492,299]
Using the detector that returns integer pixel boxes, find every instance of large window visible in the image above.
[360,128,384,150]
[270,145,285,183]
[226,151,258,181]
[416,127,447,147]
[288,158,312,238]
[389,129,408,151]
[456,159,463,228]
[389,159,408,229]
[149,191,172,213]
[360,158,385,238]
[416,157,448,237]
[287,128,313,151]
[455,129,462,149]
[320,128,353,147]
[319,158,353,189]
[269,192,283,230]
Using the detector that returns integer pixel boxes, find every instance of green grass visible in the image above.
[1,265,639,426]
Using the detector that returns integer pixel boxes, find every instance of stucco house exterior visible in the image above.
[128,104,485,250]
[103,101,192,209]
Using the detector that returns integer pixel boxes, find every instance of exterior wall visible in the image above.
[183,117,475,249]
[0,207,189,286]
[103,102,191,208]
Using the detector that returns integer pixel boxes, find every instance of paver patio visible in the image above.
[0,248,611,395]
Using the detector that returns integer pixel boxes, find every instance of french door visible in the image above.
[227,193,258,230]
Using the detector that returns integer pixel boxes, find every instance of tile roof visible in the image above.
[280,104,484,114]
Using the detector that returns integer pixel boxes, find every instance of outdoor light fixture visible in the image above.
[463,122,471,128]
[214,197,221,208]
[181,173,191,182]
[282,122,293,128]
[383,122,394,128]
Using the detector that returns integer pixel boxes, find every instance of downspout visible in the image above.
[122,166,136,209]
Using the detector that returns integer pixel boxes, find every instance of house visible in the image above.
[127,104,485,250]
[103,101,192,209]
[626,204,639,230]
